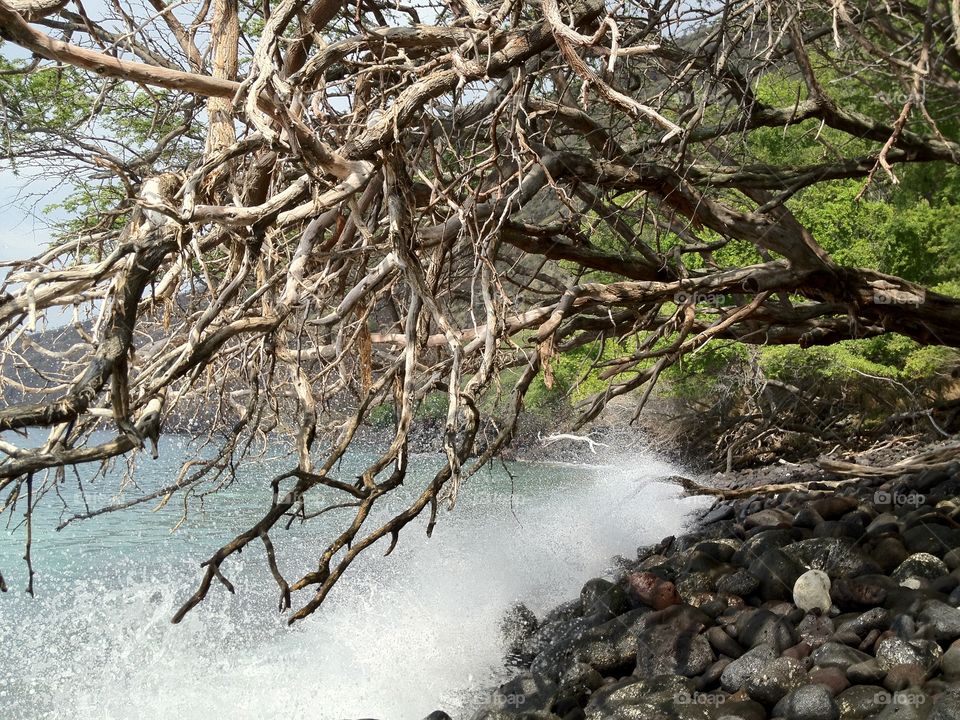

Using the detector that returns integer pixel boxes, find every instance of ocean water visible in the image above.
[0,437,710,720]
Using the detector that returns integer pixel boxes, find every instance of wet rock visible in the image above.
[940,642,960,681]
[902,525,960,556]
[783,684,839,720]
[696,657,730,690]
[424,712,453,720]
[744,508,794,530]
[943,548,960,571]
[892,553,950,584]
[930,687,960,720]
[831,577,889,611]
[501,603,539,664]
[871,537,910,574]
[530,607,648,681]
[580,578,629,619]
[732,529,803,567]
[847,659,886,684]
[625,571,681,611]
[875,636,942,672]
[875,689,932,720]
[797,613,834,649]
[866,513,900,537]
[917,599,960,643]
[793,570,832,614]
[582,675,704,720]
[883,663,927,691]
[675,572,715,600]
[716,569,759,597]
[809,641,873,670]
[480,671,560,716]
[745,656,807,706]
[810,496,859,520]
[634,604,714,678]
[794,506,824,530]
[701,504,735,525]
[782,538,881,579]
[835,685,889,719]
[720,643,778,693]
[748,548,804,602]
[807,666,850,697]
[837,607,890,638]
[554,663,605,717]
[735,608,799,653]
[706,626,743,659]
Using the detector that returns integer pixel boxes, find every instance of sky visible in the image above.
[0,168,60,264]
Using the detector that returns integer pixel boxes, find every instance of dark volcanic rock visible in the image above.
[892,553,950,583]
[918,599,960,643]
[582,675,704,720]
[716,569,759,596]
[782,538,881,579]
[530,607,649,681]
[749,548,805,602]
[735,608,799,653]
[634,604,714,678]
[902,525,960,556]
[831,576,889,611]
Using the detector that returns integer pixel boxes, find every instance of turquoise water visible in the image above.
[0,437,709,720]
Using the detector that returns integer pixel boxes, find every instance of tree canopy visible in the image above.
[0,0,958,621]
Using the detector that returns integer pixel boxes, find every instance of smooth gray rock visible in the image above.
[720,643,778,693]
[846,659,886,684]
[918,599,960,642]
[736,608,799,653]
[745,656,806,706]
[810,641,873,671]
[784,684,839,720]
[837,607,891,638]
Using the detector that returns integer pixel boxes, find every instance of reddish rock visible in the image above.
[810,496,858,520]
[782,641,813,661]
[744,508,794,530]
[883,663,926,691]
[808,666,850,697]
[625,571,681,610]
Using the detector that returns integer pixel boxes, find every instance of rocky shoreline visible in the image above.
[452,460,960,720]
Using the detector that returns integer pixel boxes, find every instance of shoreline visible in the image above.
[454,450,960,720]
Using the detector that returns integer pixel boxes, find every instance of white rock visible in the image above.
[793,569,832,614]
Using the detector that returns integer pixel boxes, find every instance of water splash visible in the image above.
[0,450,709,720]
